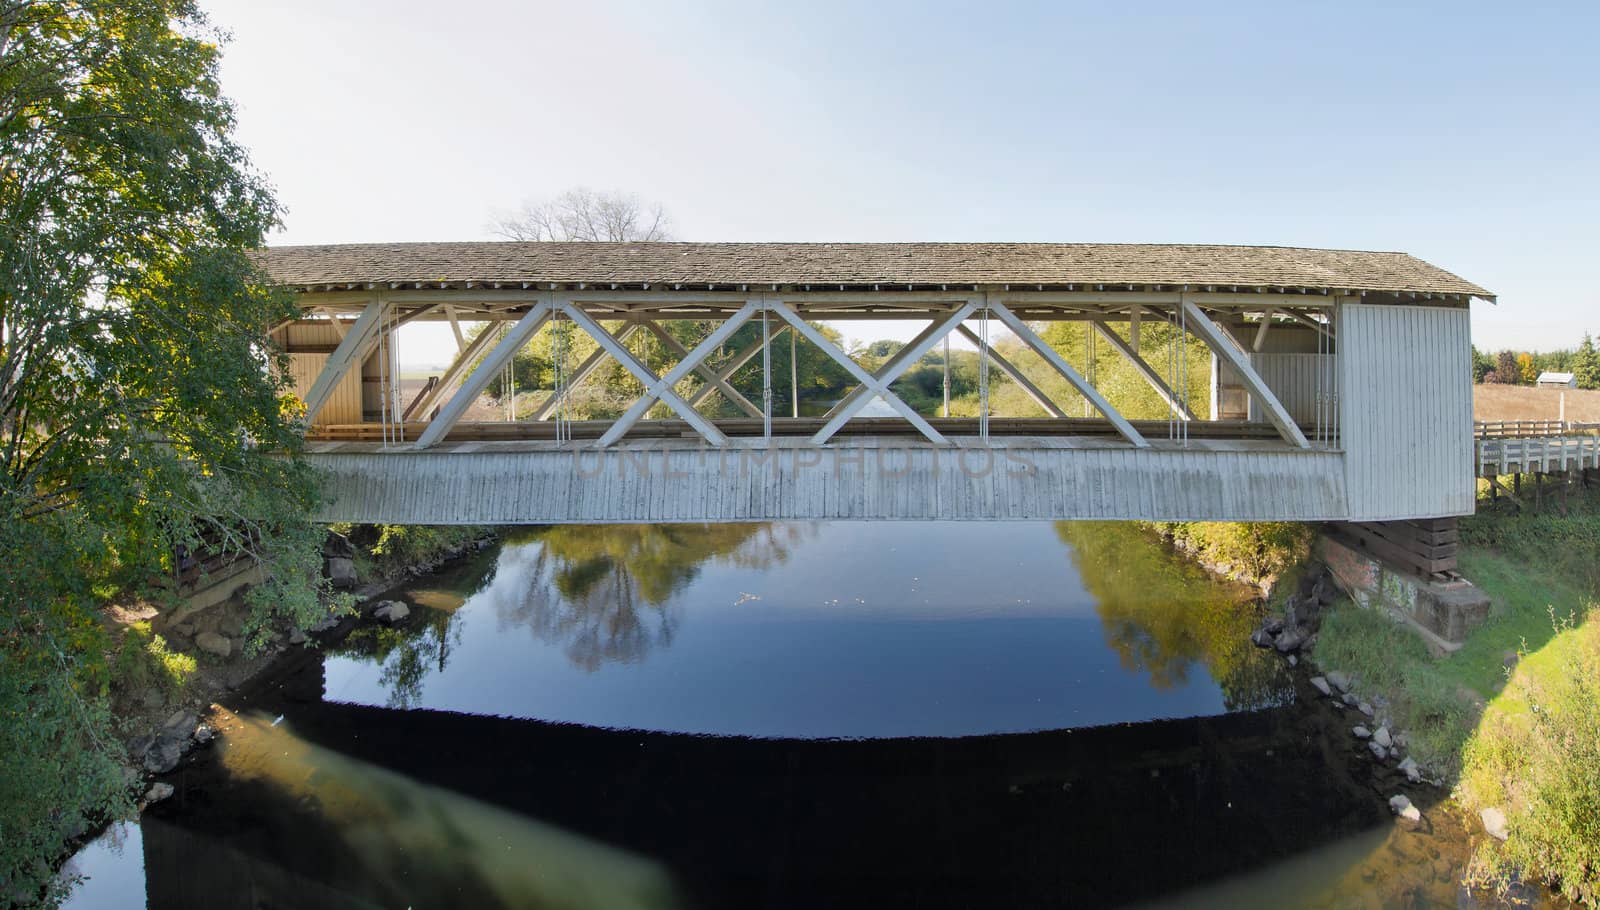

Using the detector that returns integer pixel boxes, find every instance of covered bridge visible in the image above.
[259,242,1491,525]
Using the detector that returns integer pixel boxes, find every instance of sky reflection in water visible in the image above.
[323,521,1287,738]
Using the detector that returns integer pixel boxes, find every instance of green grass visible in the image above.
[1312,604,1475,776]
[1444,549,1589,698]
[109,620,196,699]
[1459,613,1600,905]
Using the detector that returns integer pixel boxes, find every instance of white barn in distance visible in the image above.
[258,242,1493,526]
[1536,371,1577,389]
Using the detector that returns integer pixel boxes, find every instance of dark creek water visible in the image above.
[61,522,1494,908]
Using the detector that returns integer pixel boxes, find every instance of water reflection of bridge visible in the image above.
[141,649,1388,910]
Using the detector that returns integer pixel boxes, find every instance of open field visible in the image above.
[1473,383,1600,423]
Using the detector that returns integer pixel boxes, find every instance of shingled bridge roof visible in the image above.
[258,242,1493,299]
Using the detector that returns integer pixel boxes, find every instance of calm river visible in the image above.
[60,521,1493,908]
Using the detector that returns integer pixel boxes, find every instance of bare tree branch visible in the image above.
[490,187,673,242]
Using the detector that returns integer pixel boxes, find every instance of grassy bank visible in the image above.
[1311,485,1600,904]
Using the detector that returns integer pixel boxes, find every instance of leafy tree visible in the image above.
[1,1,327,899]
[1471,346,1494,383]
[1574,334,1600,390]
[1496,351,1519,384]
[1517,352,1537,385]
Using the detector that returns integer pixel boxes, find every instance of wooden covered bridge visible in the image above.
[259,242,1491,526]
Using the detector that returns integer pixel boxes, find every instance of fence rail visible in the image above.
[1474,419,1600,439]
[1477,435,1600,476]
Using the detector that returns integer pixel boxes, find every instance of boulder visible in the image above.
[1314,576,1339,606]
[1389,795,1422,822]
[1352,725,1372,740]
[373,601,411,623]
[1357,702,1375,717]
[1398,757,1423,783]
[1310,676,1333,697]
[1263,617,1285,636]
[322,531,356,559]
[1373,727,1393,748]
[1286,655,1297,667]
[324,556,358,589]
[1273,629,1304,653]
[143,737,183,774]
[1367,740,1388,761]
[1342,692,1360,707]
[144,782,175,805]
[1250,628,1274,649]
[192,724,215,746]
[1327,670,1352,693]
[194,631,231,659]
[1480,807,1509,841]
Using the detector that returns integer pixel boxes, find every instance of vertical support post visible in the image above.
[790,328,799,419]
[942,335,951,418]
[1180,296,1310,448]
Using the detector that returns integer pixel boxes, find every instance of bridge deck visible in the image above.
[1476,435,1600,476]
[304,434,1356,525]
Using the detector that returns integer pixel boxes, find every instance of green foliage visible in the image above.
[1460,613,1600,905]
[108,622,196,699]
[1,1,329,897]
[1472,346,1495,383]
[363,524,484,578]
[1149,521,1314,585]
[1574,333,1600,391]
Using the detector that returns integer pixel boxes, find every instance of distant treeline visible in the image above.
[1473,333,1600,388]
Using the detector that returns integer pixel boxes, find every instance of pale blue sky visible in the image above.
[206,0,1598,358]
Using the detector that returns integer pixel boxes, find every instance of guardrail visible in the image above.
[1475,420,1600,439]
[1477,435,1600,476]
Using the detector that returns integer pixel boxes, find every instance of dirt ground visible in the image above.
[1473,383,1600,423]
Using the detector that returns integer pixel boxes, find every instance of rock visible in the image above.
[309,610,342,633]
[195,631,232,659]
[1398,757,1422,783]
[192,724,215,746]
[373,601,411,623]
[143,737,183,774]
[322,531,356,559]
[1358,702,1375,717]
[1352,725,1372,739]
[170,622,196,638]
[1263,617,1285,636]
[1311,676,1333,697]
[1389,795,1422,822]
[1287,655,1297,667]
[288,628,308,645]
[1327,670,1352,693]
[1342,692,1360,707]
[1368,740,1389,761]
[1373,727,1393,748]
[324,556,358,589]
[1251,627,1274,649]
[1274,629,1304,653]
[162,710,198,736]
[1394,733,1409,750]
[143,782,175,805]
[1314,575,1339,605]
[1480,807,1509,841]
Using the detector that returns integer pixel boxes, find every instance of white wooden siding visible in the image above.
[302,439,1348,525]
[1339,303,1474,520]
[1248,354,1336,427]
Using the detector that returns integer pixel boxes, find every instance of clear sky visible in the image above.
[204,0,1598,362]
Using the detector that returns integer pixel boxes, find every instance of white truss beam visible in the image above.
[1089,320,1195,422]
[686,322,789,409]
[530,323,642,421]
[571,301,762,448]
[799,304,975,446]
[413,297,555,449]
[987,299,1149,448]
[302,299,385,423]
[1180,298,1310,448]
[643,322,764,419]
[955,324,1068,419]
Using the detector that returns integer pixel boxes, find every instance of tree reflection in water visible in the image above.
[490,523,804,671]
[336,602,463,709]
[1055,522,1290,712]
